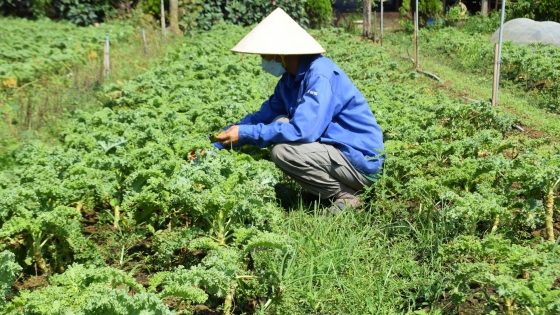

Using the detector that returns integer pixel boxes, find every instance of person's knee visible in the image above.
[271,143,291,167]
[273,115,289,123]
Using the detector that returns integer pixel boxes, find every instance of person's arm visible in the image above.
[237,75,340,148]
[214,82,287,148]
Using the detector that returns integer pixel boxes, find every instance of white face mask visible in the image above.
[261,57,286,77]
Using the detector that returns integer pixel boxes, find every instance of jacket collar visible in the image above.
[285,54,320,87]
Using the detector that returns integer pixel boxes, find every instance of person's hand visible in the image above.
[215,125,240,146]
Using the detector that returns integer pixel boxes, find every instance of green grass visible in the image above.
[262,201,448,314]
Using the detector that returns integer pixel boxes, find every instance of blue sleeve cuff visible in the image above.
[238,125,255,144]
[213,142,226,149]
[212,141,246,150]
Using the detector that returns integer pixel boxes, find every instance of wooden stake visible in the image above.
[414,5,419,69]
[380,0,384,47]
[142,28,148,54]
[492,43,499,106]
[160,0,166,39]
[104,34,110,77]
[494,0,507,105]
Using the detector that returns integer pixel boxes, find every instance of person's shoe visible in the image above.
[325,184,362,214]
[324,200,346,215]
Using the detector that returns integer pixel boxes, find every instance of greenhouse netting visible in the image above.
[490,18,560,47]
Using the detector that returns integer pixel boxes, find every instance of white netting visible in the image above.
[490,18,560,47]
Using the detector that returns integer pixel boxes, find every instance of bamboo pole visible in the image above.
[160,0,166,39]
[104,33,110,77]
[414,0,419,69]
[141,28,148,55]
[380,0,384,47]
[492,43,499,106]
[494,0,507,105]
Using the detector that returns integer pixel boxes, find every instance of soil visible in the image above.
[530,221,560,239]
[518,123,549,139]
[504,120,550,140]
[193,305,222,314]
[82,209,99,235]
[429,283,540,315]
[133,268,151,287]
[14,274,48,291]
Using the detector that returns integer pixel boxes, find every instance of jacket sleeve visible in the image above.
[238,82,287,125]
[238,75,340,148]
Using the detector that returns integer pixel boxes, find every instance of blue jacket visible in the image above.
[237,55,384,177]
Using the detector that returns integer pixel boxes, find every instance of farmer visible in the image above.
[214,8,384,213]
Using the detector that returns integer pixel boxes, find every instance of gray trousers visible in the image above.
[269,117,372,199]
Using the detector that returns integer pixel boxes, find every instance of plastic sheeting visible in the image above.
[490,18,560,47]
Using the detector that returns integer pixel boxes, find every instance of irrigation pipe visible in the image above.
[461,96,479,103]
[399,55,414,63]
[417,70,442,82]
[397,57,442,82]
[512,125,525,132]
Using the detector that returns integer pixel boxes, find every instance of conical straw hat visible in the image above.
[231,8,325,55]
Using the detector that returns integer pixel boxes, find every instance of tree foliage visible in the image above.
[305,0,333,28]
[509,0,560,22]
[140,0,309,31]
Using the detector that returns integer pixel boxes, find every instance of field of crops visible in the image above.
[0,18,138,85]
[1,19,560,315]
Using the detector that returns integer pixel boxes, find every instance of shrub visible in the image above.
[508,0,560,22]
[537,0,560,22]
[143,0,309,31]
[508,0,539,20]
[54,0,113,26]
[0,0,123,25]
[399,0,443,24]
[305,0,333,28]
[140,0,168,17]
[461,11,501,35]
